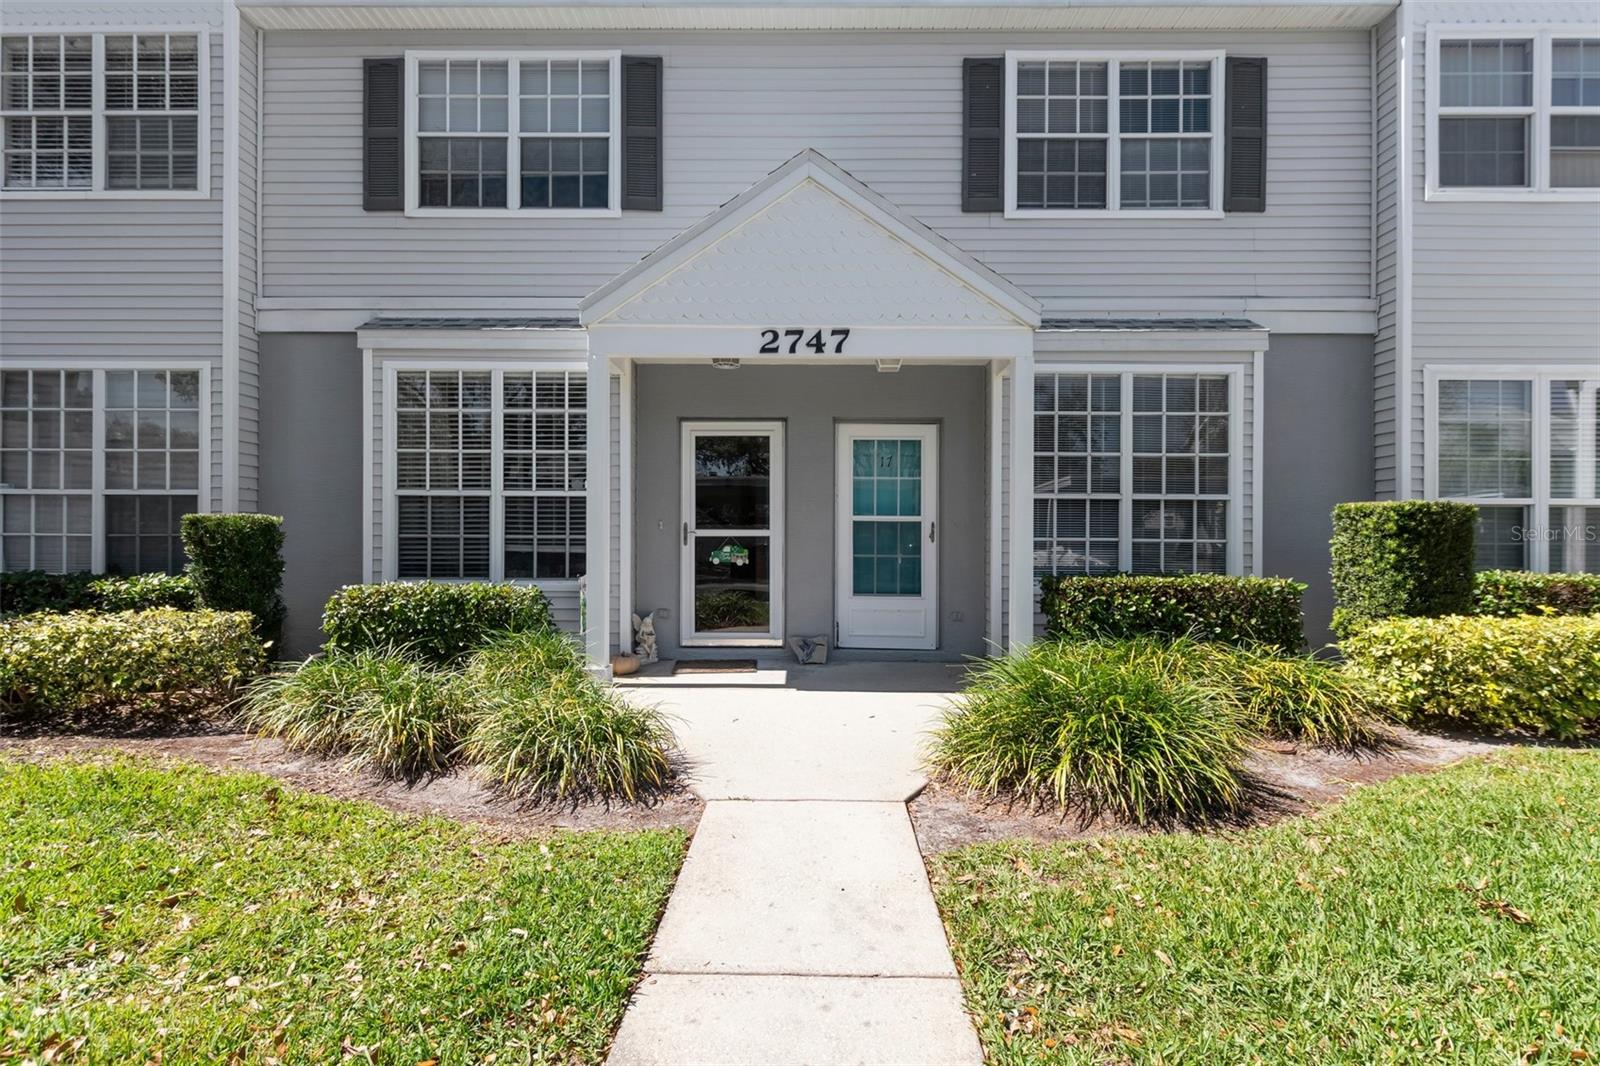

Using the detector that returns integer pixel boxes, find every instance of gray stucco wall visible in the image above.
[1260,333,1375,648]
[632,363,989,659]
[259,333,365,657]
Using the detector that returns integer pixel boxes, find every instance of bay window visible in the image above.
[405,51,619,215]
[1033,368,1240,581]
[1428,370,1600,573]
[1,31,204,195]
[1007,51,1222,217]
[387,368,586,582]
[1428,29,1600,197]
[1,366,207,574]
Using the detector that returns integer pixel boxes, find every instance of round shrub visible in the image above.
[930,639,1251,826]
[1343,614,1600,739]
[1167,639,1384,748]
[0,608,262,714]
[459,631,674,803]
[241,649,469,780]
[322,582,554,665]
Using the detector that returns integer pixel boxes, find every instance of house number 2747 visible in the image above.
[758,328,850,354]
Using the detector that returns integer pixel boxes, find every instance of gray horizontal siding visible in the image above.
[0,15,228,511]
[261,29,1373,310]
[1406,1,1600,493]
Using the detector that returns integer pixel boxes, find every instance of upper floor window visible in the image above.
[1,32,204,196]
[1005,52,1222,218]
[1428,30,1600,199]
[405,51,620,216]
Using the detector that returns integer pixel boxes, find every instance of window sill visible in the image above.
[1003,207,1225,220]
[1425,187,1600,203]
[403,206,621,219]
[0,187,211,201]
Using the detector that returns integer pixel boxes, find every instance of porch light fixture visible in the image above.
[711,358,741,370]
[876,359,903,373]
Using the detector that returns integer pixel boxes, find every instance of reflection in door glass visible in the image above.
[695,435,771,528]
[694,535,771,633]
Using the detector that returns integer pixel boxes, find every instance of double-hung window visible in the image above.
[1428,370,1600,573]
[405,51,620,215]
[1428,29,1600,197]
[389,368,586,582]
[1033,369,1240,581]
[1,366,207,575]
[1006,51,1222,217]
[1,31,204,195]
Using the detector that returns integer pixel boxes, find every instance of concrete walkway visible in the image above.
[608,663,983,1066]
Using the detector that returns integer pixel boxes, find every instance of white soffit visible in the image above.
[582,149,1041,329]
[238,1,1398,33]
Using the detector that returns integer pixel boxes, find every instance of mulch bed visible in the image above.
[1,709,702,838]
[908,727,1512,854]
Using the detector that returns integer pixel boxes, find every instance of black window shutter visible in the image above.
[621,56,663,211]
[1224,56,1267,213]
[363,57,403,211]
[963,57,1003,212]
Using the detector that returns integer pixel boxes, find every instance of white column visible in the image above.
[1007,351,1034,652]
[586,354,612,674]
[618,360,634,653]
[988,362,1004,651]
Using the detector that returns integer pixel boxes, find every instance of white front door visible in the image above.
[680,422,785,646]
[835,423,938,650]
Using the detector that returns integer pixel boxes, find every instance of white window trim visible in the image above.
[1004,49,1225,220]
[377,358,587,590]
[1425,24,1600,203]
[1032,361,1247,577]
[402,49,622,219]
[0,357,215,574]
[0,26,211,201]
[1423,363,1600,573]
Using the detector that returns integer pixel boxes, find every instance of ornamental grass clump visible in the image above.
[931,639,1250,827]
[1167,638,1386,749]
[241,648,469,779]
[460,630,675,803]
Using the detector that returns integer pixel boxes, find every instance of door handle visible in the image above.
[683,522,691,546]
[929,521,936,543]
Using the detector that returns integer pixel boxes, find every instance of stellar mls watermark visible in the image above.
[1511,522,1599,544]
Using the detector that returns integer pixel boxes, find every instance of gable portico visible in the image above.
[581,150,1041,672]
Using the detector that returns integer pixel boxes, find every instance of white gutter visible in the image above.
[1395,0,1413,499]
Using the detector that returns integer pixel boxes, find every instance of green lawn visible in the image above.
[0,756,686,1064]
[932,749,1599,1064]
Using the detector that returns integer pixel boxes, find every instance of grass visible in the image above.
[239,648,470,780]
[930,639,1252,826]
[0,756,686,1064]
[1166,637,1386,749]
[931,748,1600,1064]
[461,630,676,803]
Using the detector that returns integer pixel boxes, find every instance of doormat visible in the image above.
[673,659,758,675]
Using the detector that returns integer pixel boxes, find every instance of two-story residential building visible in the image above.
[2,0,1595,669]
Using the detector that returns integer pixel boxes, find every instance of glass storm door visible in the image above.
[680,422,784,646]
[835,424,938,650]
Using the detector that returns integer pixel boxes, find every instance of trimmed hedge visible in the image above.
[181,513,286,646]
[0,608,263,714]
[1039,574,1306,651]
[1343,614,1600,739]
[0,570,195,618]
[1473,569,1600,617]
[323,582,555,664]
[1330,501,1476,637]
